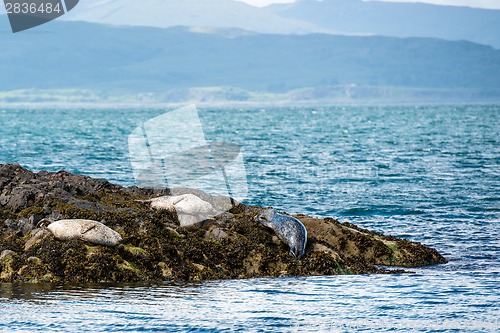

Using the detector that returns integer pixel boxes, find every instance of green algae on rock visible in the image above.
[0,164,447,283]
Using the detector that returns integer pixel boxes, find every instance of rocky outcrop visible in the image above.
[0,164,447,283]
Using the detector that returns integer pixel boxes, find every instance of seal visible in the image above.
[37,219,122,247]
[255,208,307,258]
[137,194,220,227]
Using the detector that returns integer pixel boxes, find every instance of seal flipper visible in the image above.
[135,199,151,204]
[80,221,97,234]
[289,245,303,259]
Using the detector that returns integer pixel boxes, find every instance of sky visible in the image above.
[237,0,500,9]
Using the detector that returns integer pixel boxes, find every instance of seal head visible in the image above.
[256,208,307,258]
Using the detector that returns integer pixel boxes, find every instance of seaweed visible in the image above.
[0,164,448,283]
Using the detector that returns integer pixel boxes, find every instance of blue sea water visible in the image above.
[0,104,498,332]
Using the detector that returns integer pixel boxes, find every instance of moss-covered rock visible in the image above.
[0,164,447,283]
[0,249,19,281]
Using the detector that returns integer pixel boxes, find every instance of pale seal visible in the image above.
[37,219,122,247]
[255,208,307,258]
[137,194,220,227]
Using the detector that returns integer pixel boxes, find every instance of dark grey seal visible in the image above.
[255,208,307,258]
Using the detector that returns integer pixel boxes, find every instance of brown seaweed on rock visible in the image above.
[0,164,447,283]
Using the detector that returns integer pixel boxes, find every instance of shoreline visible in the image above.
[1,101,499,111]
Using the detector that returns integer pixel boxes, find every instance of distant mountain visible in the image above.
[59,0,326,35]
[266,0,500,48]
[1,17,499,102]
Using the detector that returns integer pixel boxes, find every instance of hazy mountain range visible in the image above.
[267,0,500,48]
[60,0,326,35]
[1,16,499,104]
[1,0,500,104]
[55,0,500,48]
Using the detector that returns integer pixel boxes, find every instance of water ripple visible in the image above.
[0,105,499,332]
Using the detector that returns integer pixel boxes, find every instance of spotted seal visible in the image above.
[255,208,307,258]
[137,194,220,227]
[37,219,122,247]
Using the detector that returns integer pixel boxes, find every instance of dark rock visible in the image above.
[0,164,448,283]
[29,213,44,227]
[3,218,33,236]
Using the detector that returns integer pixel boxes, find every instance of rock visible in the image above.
[29,213,44,227]
[311,243,342,261]
[0,249,18,281]
[3,219,15,232]
[158,262,173,279]
[24,228,52,252]
[0,164,448,283]
[17,256,54,283]
[123,245,149,260]
[27,256,43,265]
[216,212,235,224]
[204,226,228,240]
[0,249,16,261]
[298,215,447,268]
[0,192,9,206]
[3,218,33,236]
[0,164,122,212]
[46,210,64,221]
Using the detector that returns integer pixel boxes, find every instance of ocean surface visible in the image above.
[0,104,498,332]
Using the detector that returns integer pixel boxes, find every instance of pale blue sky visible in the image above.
[237,0,500,9]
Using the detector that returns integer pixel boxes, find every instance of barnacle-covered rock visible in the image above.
[0,164,447,283]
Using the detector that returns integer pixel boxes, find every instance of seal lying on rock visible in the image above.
[137,194,220,227]
[37,219,122,247]
[255,208,307,259]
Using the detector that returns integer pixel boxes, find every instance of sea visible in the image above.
[0,104,498,332]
